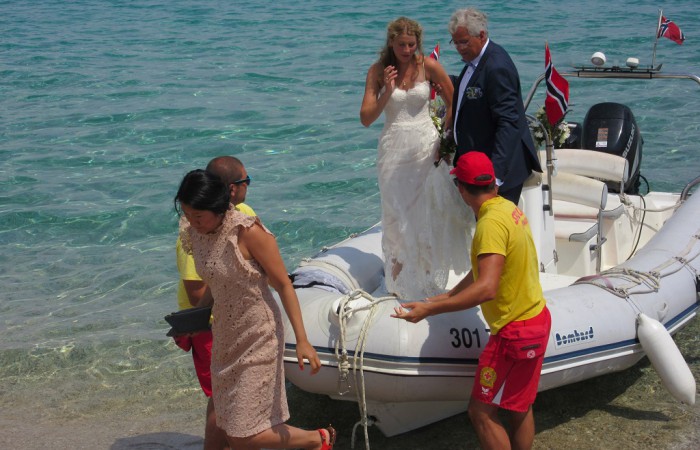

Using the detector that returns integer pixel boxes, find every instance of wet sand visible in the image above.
[2,318,697,450]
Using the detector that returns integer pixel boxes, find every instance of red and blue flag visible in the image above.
[429,43,439,60]
[429,43,439,99]
[544,43,569,127]
[658,16,685,45]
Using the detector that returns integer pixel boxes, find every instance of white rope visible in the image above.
[333,289,395,450]
[618,193,681,214]
[574,231,700,298]
[614,194,681,253]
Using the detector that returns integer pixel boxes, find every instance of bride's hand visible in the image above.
[383,65,397,92]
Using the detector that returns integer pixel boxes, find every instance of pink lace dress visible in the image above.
[180,209,288,437]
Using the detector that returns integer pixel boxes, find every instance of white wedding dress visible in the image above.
[377,81,473,299]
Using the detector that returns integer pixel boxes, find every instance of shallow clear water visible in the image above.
[1,0,698,447]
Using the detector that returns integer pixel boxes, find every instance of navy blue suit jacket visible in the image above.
[452,41,541,192]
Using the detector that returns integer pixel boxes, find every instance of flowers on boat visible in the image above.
[429,97,456,164]
[532,105,571,149]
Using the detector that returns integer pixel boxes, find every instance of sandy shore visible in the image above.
[0,414,205,450]
[3,367,697,450]
[3,319,697,450]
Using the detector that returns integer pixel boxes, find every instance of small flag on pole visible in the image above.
[658,16,685,45]
[429,42,439,60]
[429,43,439,99]
[544,43,569,127]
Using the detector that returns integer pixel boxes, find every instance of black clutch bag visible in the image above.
[164,306,212,337]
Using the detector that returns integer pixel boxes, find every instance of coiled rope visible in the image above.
[333,289,395,450]
[618,192,681,214]
[574,231,700,304]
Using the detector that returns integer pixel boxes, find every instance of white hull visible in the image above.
[275,68,700,436]
[276,189,699,436]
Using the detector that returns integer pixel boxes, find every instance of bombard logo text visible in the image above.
[554,326,595,348]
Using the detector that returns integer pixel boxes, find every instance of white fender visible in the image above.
[636,313,696,405]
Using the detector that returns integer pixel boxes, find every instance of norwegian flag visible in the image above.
[429,42,439,60]
[429,42,439,99]
[658,16,685,45]
[544,43,569,127]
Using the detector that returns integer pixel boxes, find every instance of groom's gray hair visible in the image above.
[448,8,489,37]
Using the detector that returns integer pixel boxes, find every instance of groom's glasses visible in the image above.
[450,38,473,48]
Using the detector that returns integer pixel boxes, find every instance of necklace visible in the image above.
[399,72,410,88]
[399,63,414,88]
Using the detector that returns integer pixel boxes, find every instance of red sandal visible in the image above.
[318,425,336,450]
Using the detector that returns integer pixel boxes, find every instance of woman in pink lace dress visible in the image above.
[175,169,335,450]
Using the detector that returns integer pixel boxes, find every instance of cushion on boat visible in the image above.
[551,172,608,210]
[551,171,607,244]
[539,149,629,187]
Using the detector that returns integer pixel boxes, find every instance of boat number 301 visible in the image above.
[449,327,482,348]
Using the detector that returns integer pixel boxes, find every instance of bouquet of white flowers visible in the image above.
[532,105,571,149]
[429,97,456,164]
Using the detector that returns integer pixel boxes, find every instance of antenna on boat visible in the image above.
[651,9,663,69]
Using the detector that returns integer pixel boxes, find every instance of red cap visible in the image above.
[450,152,495,185]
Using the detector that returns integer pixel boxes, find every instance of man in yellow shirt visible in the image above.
[174,156,255,450]
[392,151,551,450]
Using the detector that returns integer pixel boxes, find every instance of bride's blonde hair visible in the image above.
[378,17,424,71]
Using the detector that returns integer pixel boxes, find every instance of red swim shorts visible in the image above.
[174,330,213,397]
[471,306,551,412]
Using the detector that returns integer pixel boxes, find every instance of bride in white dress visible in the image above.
[360,17,472,299]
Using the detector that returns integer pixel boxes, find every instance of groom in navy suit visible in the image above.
[449,8,541,205]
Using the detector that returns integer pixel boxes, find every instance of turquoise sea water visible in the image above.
[2,0,699,448]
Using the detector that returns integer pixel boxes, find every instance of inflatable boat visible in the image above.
[275,62,700,438]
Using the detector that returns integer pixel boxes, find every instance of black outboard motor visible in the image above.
[564,122,583,148]
[582,102,642,194]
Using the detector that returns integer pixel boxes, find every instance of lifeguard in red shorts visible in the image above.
[392,151,551,450]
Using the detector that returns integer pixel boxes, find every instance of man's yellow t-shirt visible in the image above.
[471,196,545,334]
[176,202,256,310]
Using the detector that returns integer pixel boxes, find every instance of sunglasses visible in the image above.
[231,175,251,186]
